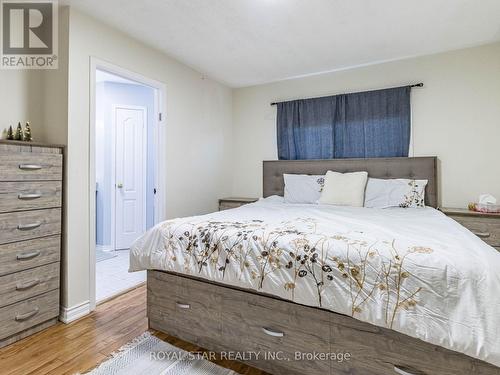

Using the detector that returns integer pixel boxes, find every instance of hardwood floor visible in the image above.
[0,285,267,375]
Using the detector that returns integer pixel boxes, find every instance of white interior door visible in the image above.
[114,105,147,250]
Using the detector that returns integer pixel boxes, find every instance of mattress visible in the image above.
[130,196,500,366]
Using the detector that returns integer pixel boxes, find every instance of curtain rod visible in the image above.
[270,83,424,106]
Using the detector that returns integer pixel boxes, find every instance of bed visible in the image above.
[131,157,500,375]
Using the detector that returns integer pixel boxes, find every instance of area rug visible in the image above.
[82,332,237,375]
[95,249,117,263]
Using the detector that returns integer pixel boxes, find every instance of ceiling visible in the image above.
[62,0,500,87]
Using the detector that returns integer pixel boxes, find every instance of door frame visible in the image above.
[111,104,148,251]
[89,57,167,311]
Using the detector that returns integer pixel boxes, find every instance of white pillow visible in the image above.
[283,174,325,204]
[364,178,428,208]
[318,171,368,207]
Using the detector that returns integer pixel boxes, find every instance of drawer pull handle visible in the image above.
[262,327,285,338]
[15,307,40,321]
[18,193,42,200]
[17,222,42,231]
[473,231,490,238]
[19,164,43,171]
[176,302,191,309]
[394,365,425,375]
[17,251,41,260]
[16,279,40,291]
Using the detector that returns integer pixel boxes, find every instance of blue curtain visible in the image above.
[277,86,411,160]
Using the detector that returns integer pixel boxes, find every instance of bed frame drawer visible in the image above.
[221,287,331,375]
[0,181,62,213]
[326,314,491,375]
[0,262,59,308]
[148,271,223,349]
[0,208,61,245]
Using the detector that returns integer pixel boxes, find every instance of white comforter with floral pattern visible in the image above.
[130,197,500,366]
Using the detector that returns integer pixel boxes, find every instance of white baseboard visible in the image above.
[59,301,91,323]
[96,244,113,252]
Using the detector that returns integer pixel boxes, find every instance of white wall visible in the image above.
[0,71,44,140]
[41,7,233,311]
[39,6,69,147]
[231,42,500,207]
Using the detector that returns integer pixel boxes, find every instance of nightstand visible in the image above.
[218,197,258,211]
[440,207,500,251]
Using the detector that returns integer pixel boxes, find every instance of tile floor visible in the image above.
[96,249,146,303]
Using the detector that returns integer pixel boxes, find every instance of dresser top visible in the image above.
[0,140,65,149]
[440,207,500,218]
[219,197,259,203]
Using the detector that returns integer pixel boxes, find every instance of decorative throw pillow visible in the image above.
[364,178,428,208]
[318,171,368,207]
[283,174,325,204]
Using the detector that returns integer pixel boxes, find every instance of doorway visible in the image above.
[90,61,166,307]
[113,104,147,249]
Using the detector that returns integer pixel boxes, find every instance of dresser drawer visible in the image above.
[0,236,60,276]
[219,201,245,211]
[0,262,59,308]
[0,152,62,181]
[218,198,258,211]
[0,208,61,245]
[221,290,331,375]
[148,272,223,349]
[451,216,500,247]
[0,181,62,213]
[0,289,59,340]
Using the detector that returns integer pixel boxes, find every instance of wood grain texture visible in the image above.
[219,198,259,211]
[448,215,500,247]
[0,152,62,181]
[0,286,266,375]
[219,198,260,203]
[0,263,59,308]
[0,318,58,350]
[219,202,248,211]
[0,208,61,245]
[221,285,331,375]
[0,181,62,213]
[0,140,65,151]
[0,235,60,276]
[148,271,223,349]
[0,290,59,342]
[440,207,500,219]
[149,270,500,375]
[0,143,63,348]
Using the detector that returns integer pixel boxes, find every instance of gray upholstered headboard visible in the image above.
[263,157,438,208]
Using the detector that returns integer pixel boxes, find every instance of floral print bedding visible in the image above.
[130,197,500,367]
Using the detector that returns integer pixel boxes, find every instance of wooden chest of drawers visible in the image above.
[441,207,500,252]
[218,197,258,211]
[0,141,63,347]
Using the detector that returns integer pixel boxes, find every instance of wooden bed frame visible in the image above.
[148,157,499,375]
